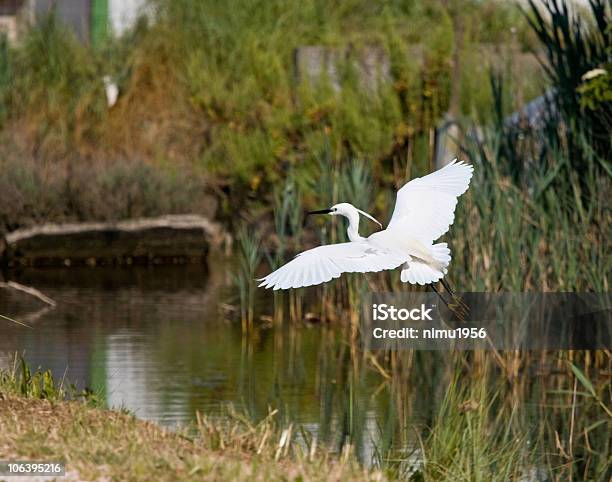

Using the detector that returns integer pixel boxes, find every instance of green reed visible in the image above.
[451,113,609,293]
[412,370,526,481]
[307,138,338,322]
[232,225,263,331]
[523,0,610,166]
[354,350,611,481]
[270,173,305,322]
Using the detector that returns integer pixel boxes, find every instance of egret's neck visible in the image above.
[344,211,364,242]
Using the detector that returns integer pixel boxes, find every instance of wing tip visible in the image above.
[257,276,275,289]
[447,158,474,193]
[452,158,474,173]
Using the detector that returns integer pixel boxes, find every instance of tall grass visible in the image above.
[224,322,609,480]
[0,155,211,233]
[258,122,608,309]
[232,225,263,330]
[388,355,611,481]
[451,127,609,292]
[269,173,304,322]
[449,0,611,293]
[413,370,527,481]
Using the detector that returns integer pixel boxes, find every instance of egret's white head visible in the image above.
[308,202,382,229]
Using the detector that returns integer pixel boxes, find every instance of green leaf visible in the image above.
[584,419,607,434]
[568,361,596,398]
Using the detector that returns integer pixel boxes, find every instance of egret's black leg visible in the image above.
[440,278,455,297]
[429,283,467,322]
[429,283,450,310]
[440,278,469,318]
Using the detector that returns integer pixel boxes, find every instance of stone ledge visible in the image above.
[1,215,224,268]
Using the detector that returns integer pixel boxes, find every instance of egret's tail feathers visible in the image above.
[400,243,451,285]
[431,242,451,269]
[400,261,444,285]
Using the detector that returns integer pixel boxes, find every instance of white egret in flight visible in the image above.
[258,159,473,293]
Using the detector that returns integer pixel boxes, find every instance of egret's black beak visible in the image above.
[307,208,333,215]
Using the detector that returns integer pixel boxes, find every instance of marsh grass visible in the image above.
[452,130,609,293]
[232,225,263,331]
[354,351,611,481]
[225,320,609,480]
[413,370,527,481]
[270,173,305,323]
[523,0,611,165]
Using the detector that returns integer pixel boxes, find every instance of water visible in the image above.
[1,261,605,477]
[0,260,431,464]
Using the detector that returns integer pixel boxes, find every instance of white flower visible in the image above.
[581,68,607,81]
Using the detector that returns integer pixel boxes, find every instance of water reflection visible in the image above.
[1,262,434,468]
[0,262,399,443]
[1,263,225,422]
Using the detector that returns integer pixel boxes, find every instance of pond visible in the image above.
[1,260,600,475]
[0,260,447,466]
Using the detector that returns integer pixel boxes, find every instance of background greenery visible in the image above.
[0,0,545,232]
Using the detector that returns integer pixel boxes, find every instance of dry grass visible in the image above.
[0,141,214,234]
[0,394,386,482]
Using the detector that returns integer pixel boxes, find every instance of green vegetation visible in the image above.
[232,225,263,329]
[403,356,610,481]
[1,356,69,401]
[0,0,537,232]
[243,0,610,309]
[523,0,610,167]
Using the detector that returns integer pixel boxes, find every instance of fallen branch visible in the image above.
[0,281,57,307]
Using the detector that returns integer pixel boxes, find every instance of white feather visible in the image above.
[387,159,473,243]
[258,242,406,290]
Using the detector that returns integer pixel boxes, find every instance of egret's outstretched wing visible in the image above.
[387,159,473,242]
[258,242,406,290]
